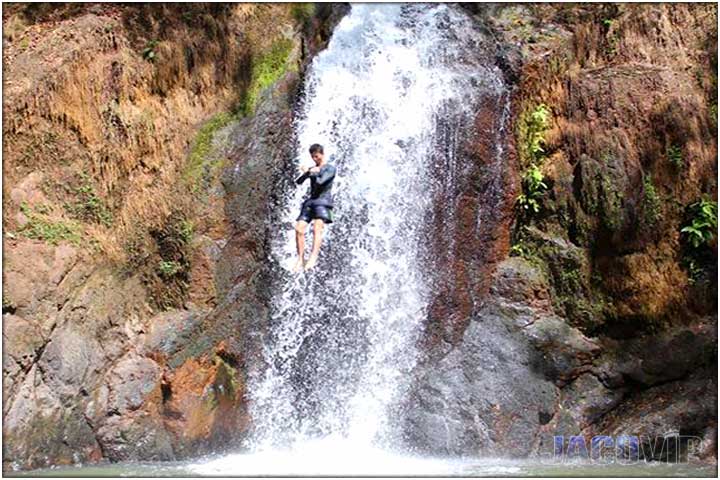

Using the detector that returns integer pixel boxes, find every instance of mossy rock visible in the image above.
[522,226,607,332]
[574,152,628,236]
[239,37,297,117]
[183,112,236,192]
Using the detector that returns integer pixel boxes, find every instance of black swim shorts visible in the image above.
[296,198,334,224]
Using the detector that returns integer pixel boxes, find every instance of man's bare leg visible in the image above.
[304,219,324,271]
[293,220,308,272]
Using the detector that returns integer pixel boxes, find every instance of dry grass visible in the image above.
[3,3,302,273]
[3,14,27,41]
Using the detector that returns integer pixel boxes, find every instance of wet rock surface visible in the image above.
[405,257,597,457]
[406,3,716,462]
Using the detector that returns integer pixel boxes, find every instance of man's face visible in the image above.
[311,151,324,165]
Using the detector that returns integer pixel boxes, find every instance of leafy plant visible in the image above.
[19,202,82,246]
[516,164,548,214]
[684,258,703,284]
[667,144,683,169]
[527,104,551,161]
[601,18,619,55]
[158,260,183,278]
[681,199,718,248]
[65,173,112,227]
[142,39,159,62]
[179,220,194,244]
[516,104,551,215]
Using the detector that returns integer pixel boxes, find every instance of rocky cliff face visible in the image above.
[2,2,717,472]
[406,2,717,462]
[2,3,346,470]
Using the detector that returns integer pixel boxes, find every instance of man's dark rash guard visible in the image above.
[296,163,336,207]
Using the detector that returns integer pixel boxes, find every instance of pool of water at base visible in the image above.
[8,450,717,478]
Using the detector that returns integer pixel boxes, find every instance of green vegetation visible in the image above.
[509,243,529,258]
[508,239,545,270]
[64,173,113,227]
[240,38,295,116]
[681,199,717,248]
[19,202,82,246]
[179,220,194,244]
[290,3,315,25]
[600,176,624,232]
[158,260,183,278]
[601,16,620,55]
[522,103,551,165]
[142,39,159,62]
[150,213,196,310]
[605,36,619,56]
[516,164,548,214]
[684,258,704,284]
[680,199,717,284]
[183,112,235,189]
[641,174,661,227]
[667,144,683,169]
[515,104,552,219]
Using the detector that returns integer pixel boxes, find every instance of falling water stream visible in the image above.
[245,2,499,453]
[10,4,715,478]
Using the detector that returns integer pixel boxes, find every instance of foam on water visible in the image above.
[191,436,439,476]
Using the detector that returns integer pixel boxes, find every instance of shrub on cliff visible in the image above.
[515,103,552,221]
[681,199,718,249]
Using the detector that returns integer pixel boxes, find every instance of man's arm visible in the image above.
[311,165,336,185]
[295,171,311,184]
[295,164,313,184]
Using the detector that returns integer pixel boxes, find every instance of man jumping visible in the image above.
[293,143,336,272]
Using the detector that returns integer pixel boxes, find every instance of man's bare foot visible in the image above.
[292,258,305,273]
[304,254,319,271]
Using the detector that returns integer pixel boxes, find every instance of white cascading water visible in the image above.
[192,4,505,473]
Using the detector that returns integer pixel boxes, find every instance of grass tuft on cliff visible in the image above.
[239,37,295,116]
[18,202,83,246]
[64,173,113,227]
[290,3,315,26]
[183,112,235,190]
[641,174,662,228]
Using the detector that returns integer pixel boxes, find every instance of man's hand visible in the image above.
[309,166,321,174]
[299,165,310,174]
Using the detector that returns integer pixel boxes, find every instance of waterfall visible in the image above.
[245,3,504,452]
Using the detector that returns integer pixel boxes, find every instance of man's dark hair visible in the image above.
[309,143,324,155]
